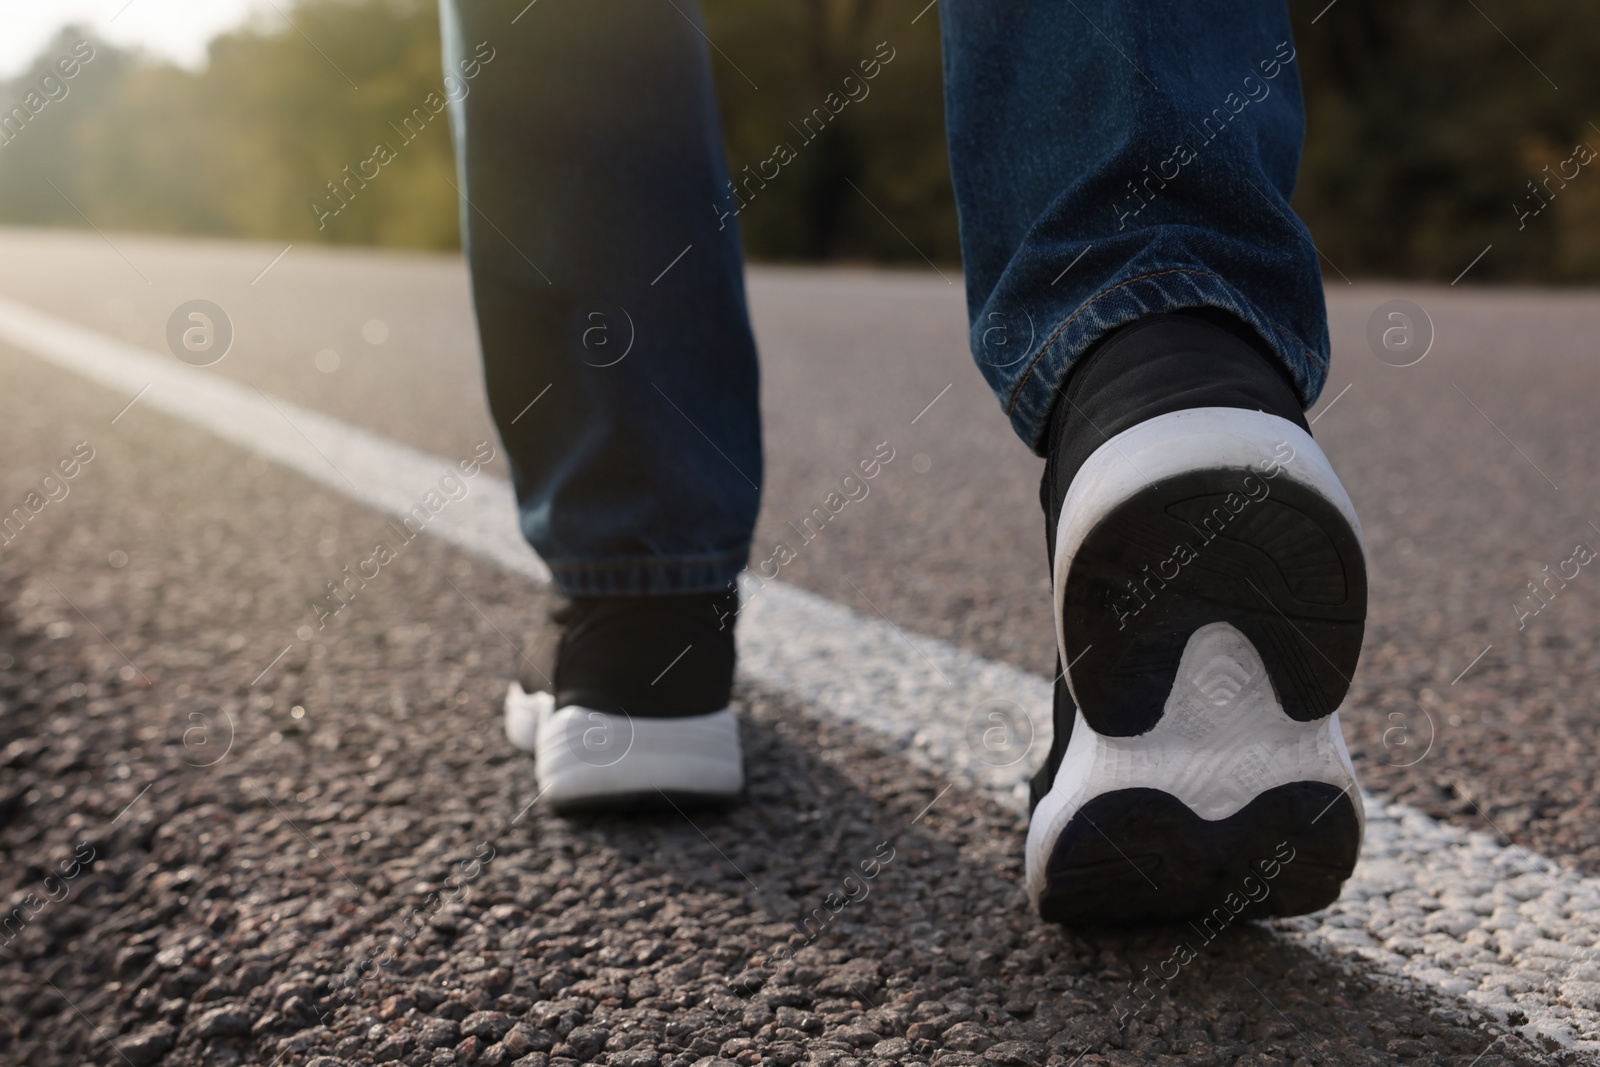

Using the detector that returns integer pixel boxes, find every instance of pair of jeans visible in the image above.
[438,0,1330,596]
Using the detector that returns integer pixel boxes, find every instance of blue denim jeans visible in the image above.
[439,0,1329,596]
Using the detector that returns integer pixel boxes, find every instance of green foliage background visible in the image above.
[1,0,1595,282]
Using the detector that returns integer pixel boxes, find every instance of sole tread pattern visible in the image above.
[1034,410,1368,925]
[1038,782,1362,926]
[1063,469,1366,734]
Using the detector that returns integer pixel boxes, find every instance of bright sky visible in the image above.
[0,0,261,80]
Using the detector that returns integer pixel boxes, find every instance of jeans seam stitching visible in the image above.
[1003,267,1325,419]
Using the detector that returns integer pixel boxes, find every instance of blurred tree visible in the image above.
[0,0,459,249]
[0,27,135,230]
[699,0,957,265]
[0,0,1596,283]
[1290,0,1600,282]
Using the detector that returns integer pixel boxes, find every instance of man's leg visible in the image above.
[941,3,1327,443]
[940,2,1367,923]
[440,0,759,808]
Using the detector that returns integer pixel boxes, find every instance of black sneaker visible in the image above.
[1025,312,1367,925]
[504,592,743,811]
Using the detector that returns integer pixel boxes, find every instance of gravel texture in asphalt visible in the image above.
[0,336,1556,1066]
[1308,290,1600,882]
[12,240,1600,888]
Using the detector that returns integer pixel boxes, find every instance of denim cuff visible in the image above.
[546,546,751,596]
[999,267,1330,454]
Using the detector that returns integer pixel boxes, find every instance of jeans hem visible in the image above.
[1003,267,1330,453]
[546,549,751,596]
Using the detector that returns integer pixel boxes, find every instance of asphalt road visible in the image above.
[0,227,1594,1066]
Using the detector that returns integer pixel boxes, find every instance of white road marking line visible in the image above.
[3,294,1599,1050]
[0,294,551,587]
[844,576,953,686]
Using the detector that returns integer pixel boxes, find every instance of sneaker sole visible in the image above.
[504,682,744,812]
[1031,408,1366,923]
[1054,408,1367,731]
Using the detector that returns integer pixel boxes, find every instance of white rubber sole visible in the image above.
[504,682,744,808]
[1025,621,1364,909]
[1051,406,1366,707]
[1033,406,1368,921]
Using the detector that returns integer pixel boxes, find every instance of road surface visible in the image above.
[2,227,1598,1066]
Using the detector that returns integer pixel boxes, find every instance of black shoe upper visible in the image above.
[1029,310,1314,812]
[525,592,739,717]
